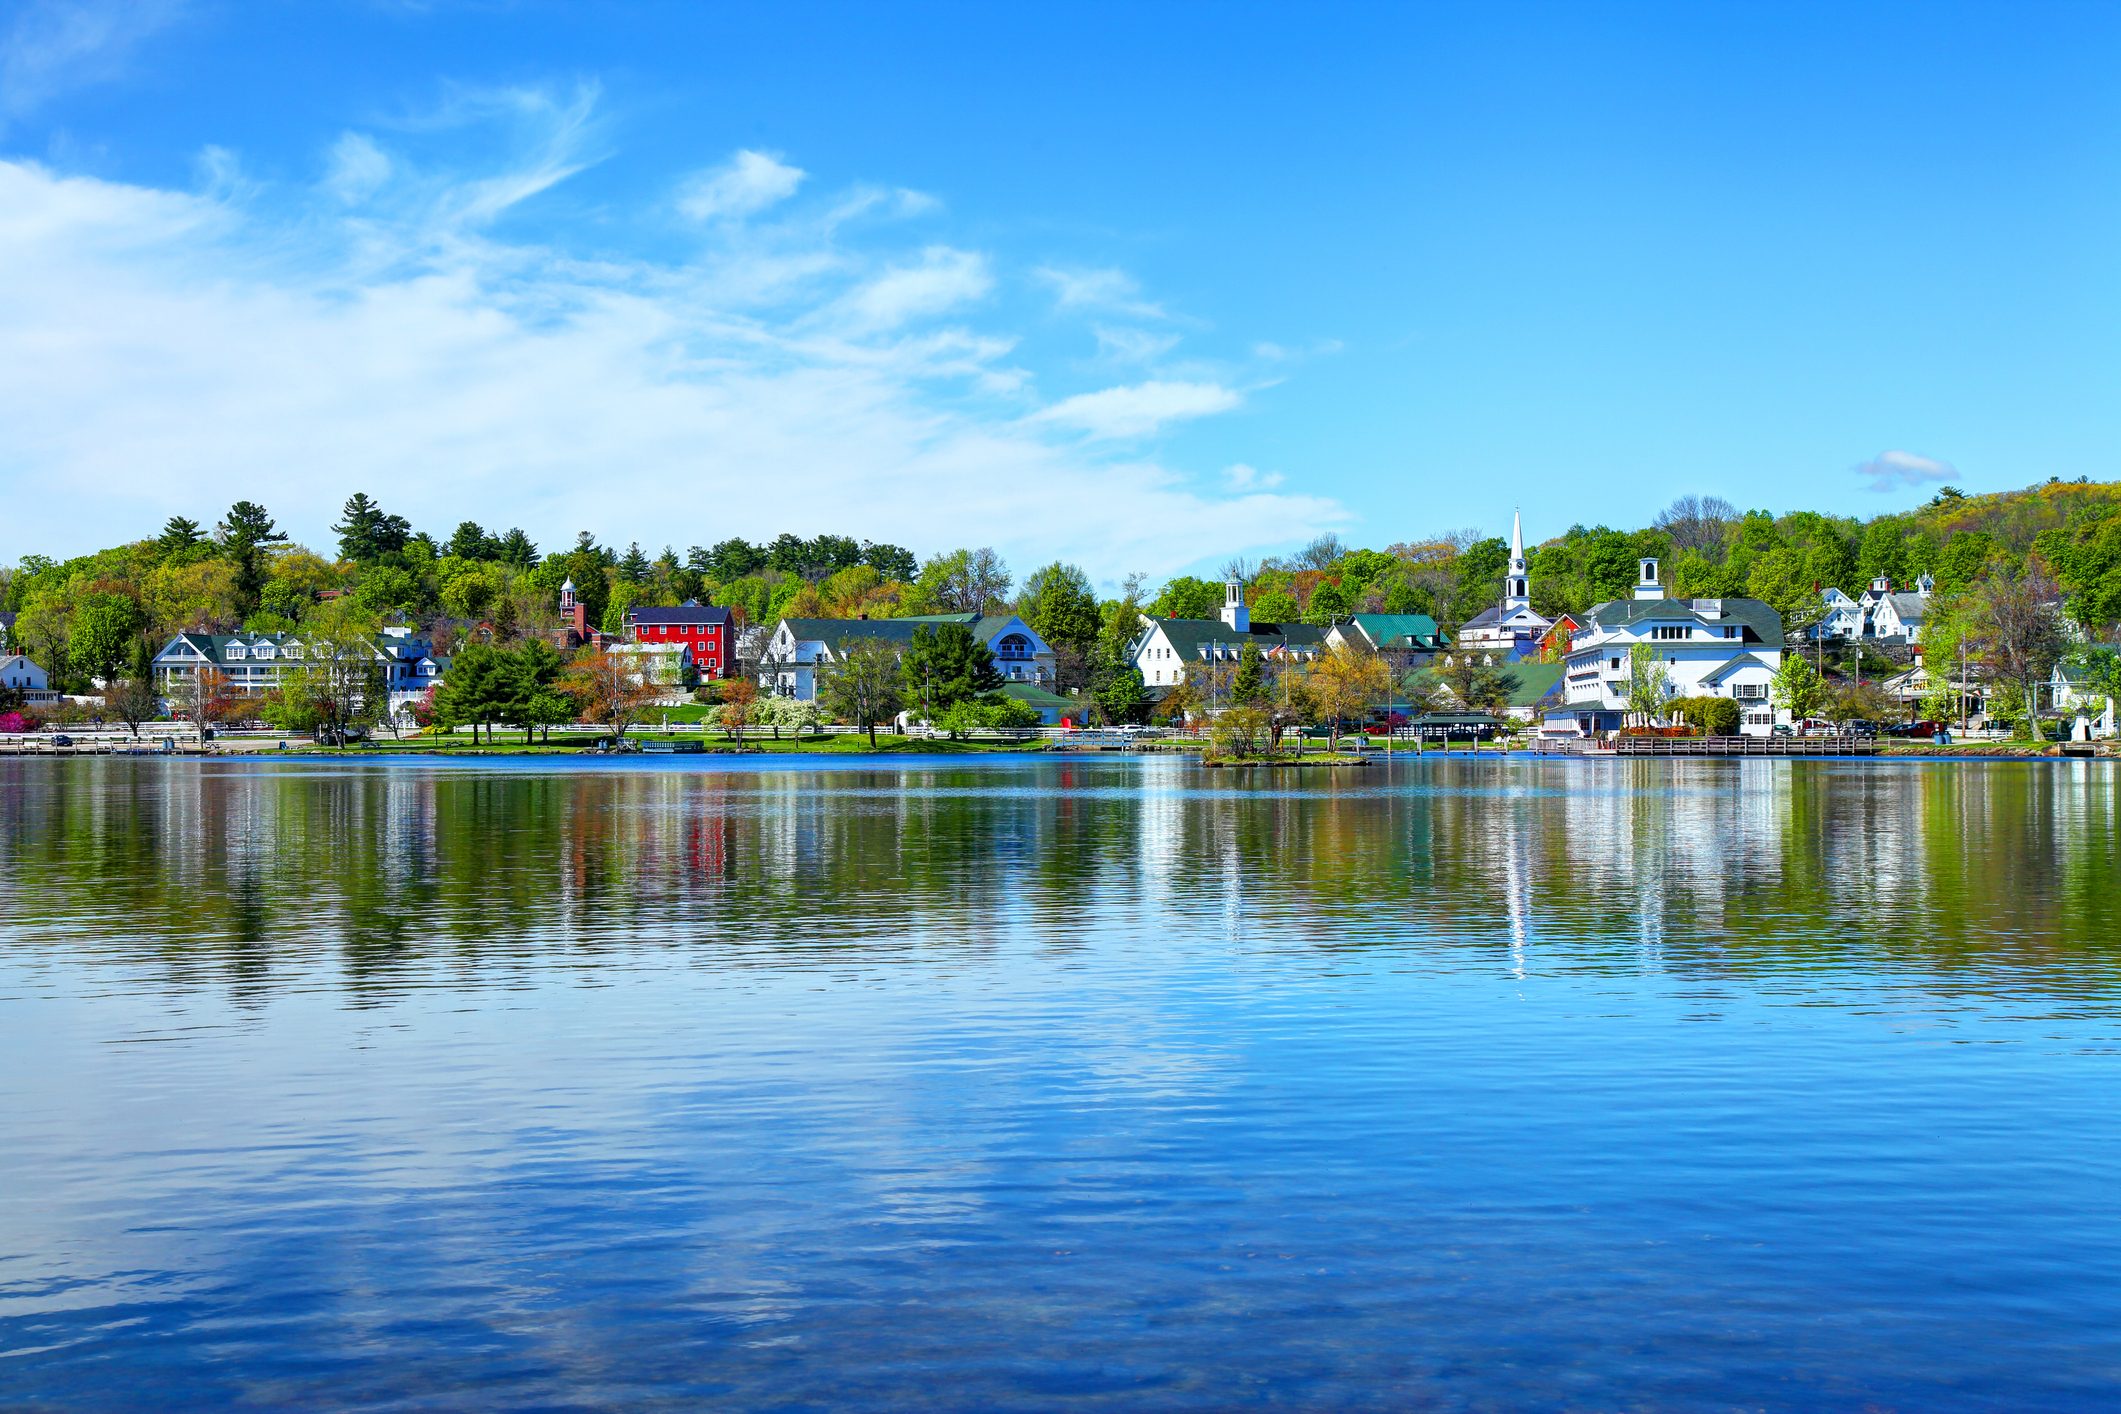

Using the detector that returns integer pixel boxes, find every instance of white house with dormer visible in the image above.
[1129,580,1327,693]
[1813,574,1934,644]
[1456,511,1554,652]
[1560,557,1787,735]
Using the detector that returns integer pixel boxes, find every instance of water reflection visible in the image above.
[3,757,2113,1009]
[3,757,2119,1410]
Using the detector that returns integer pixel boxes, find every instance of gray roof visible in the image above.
[1885,593,1929,620]
[1577,596,1784,649]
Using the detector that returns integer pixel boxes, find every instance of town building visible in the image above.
[625,601,735,679]
[609,642,696,701]
[0,654,55,703]
[1325,612,1448,662]
[1455,512,1554,653]
[1813,574,1935,644]
[1130,581,1327,694]
[151,628,447,711]
[761,613,1057,701]
[1558,557,1786,736]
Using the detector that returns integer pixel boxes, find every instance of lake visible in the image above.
[2,755,2118,1410]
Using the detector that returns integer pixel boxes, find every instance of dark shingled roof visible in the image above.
[628,601,734,627]
[1145,616,1328,661]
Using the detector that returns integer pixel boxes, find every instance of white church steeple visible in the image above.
[1503,510,1530,611]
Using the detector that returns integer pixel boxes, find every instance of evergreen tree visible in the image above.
[220,500,287,614]
[494,528,540,568]
[619,542,651,583]
[1233,640,1265,704]
[900,622,1003,718]
[446,521,496,561]
[332,493,411,562]
[157,516,203,553]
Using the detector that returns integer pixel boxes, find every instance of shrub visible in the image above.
[1207,704,1268,759]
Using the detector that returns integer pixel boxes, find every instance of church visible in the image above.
[1455,512,1555,653]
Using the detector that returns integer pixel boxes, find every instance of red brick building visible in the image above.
[625,601,736,679]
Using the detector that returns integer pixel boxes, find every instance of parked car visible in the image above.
[1887,720,1947,738]
[50,734,73,747]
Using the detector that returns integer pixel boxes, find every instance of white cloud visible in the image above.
[0,138,1338,579]
[1855,449,1957,491]
[324,133,392,205]
[1030,380,1242,440]
[1,0,185,124]
[1092,324,1181,364]
[1035,265,1165,320]
[826,245,992,332]
[676,149,805,223]
[1223,462,1284,490]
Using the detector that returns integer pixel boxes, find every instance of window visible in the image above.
[1608,657,1621,671]
[1651,625,1689,641]
[1723,626,1739,639]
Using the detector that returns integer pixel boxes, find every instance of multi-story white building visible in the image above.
[152,628,447,714]
[1560,557,1786,735]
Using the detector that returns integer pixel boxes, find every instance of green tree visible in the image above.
[157,516,205,555]
[445,521,497,561]
[1771,652,1831,722]
[1018,562,1101,655]
[219,500,287,614]
[1251,587,1300,622]
[1304,579,1351,625]
[494,528,540,568]
[431,641,508,743]
[67,593,147,683]
[1233,640,1265,704]
[901,623,1003,719]
[1625,643,1672,724]
[1439,655,1516,715]
[1148,575,1223,619]
[819,639,905,746]
[332,493,412,562]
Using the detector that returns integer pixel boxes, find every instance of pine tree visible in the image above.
[900,623,1004,718]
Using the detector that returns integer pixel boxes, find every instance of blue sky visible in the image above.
[3,1,2117,583]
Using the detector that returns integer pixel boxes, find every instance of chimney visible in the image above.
[1220,578,1250,632]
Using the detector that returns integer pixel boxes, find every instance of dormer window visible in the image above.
[226,646,246,660]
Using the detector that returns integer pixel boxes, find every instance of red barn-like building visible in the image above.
[625,601,735,679]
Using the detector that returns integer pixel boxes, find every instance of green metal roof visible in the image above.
[1345,612,1446,650]
[1000,682,1075,710]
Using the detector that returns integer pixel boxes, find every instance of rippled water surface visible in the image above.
[3,754,2120,1410]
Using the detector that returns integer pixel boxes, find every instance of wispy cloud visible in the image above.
[676,149,805,222]
[1855,449,1956,492]
[1223,462,1284,490]
[1031,380,1242,440]
[827,246,993,332]
[1092,324,1181,364]
[0,101,1337,577]
[1,0,186,124]
[1035,265,1165,320]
